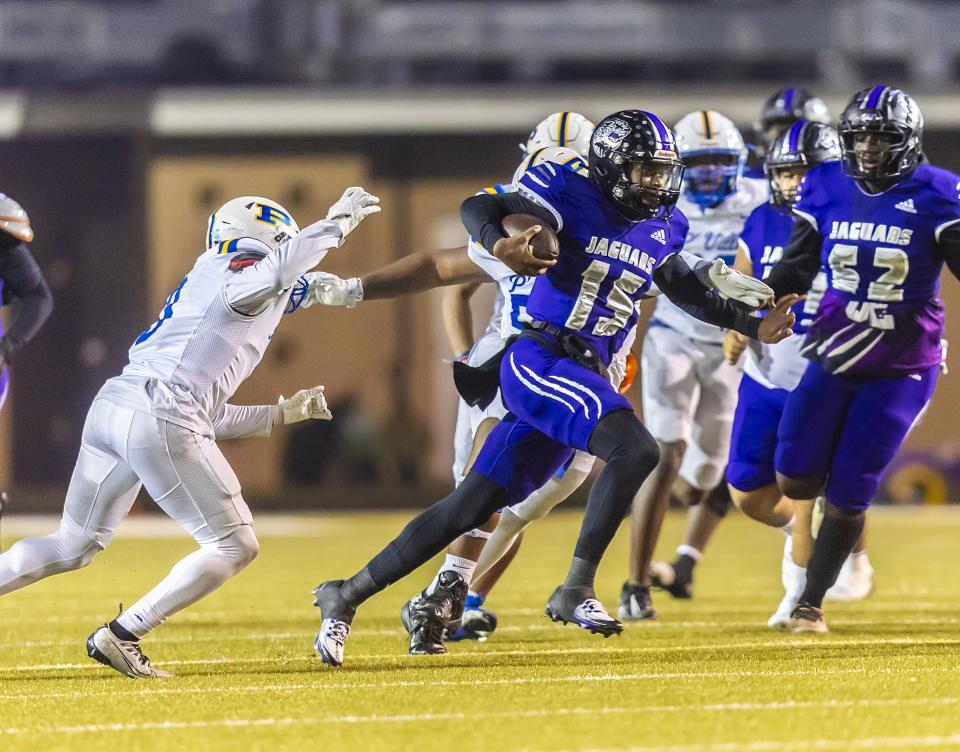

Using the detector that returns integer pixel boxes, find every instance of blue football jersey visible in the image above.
[792,160,960,375]
[517,161,689,365]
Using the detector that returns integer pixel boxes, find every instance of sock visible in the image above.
[780,515,796,537]
[341,567,378,605]
[800,510,865,608]
[464,591,484,610]
[563,556,597,592]
[109,618,140,642]
[425,554,477,595]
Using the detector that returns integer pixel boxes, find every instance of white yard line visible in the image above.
[546,735,960,752]
[1,634,958,675]
[3,701,960,737]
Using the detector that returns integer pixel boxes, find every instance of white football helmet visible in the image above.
[206,196,300,253]
[674,111,747,209]
[0,193,34,243]
[522,112,595,158]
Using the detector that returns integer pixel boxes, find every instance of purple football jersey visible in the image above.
[517,162,689,366]
[792,160,960,376]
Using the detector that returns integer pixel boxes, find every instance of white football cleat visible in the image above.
[86,625,173,679]
[787,604,829,634]
[826,552,874,602]
[314,618,350,667]
[769,537,807,629]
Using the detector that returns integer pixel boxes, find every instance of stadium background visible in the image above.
[2,0,960,510]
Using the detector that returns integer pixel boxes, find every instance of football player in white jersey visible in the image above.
[0,188,380,677]
[622,111,769,620]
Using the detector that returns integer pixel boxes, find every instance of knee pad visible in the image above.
[52,529,103,570]
[215,526,260,568]
[704,480,733,518]
[590,409,661,479]
[777,472,824,501]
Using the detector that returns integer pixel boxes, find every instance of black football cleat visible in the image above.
[649,559,694,599]
[618,581,657,621]
[403,571,468,655]
[544,586,623,637]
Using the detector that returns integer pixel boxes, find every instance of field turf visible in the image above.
[0,507,959,751]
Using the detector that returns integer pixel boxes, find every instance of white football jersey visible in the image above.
[468,147,590,341]
[99,220,343,437]
[650,176,768,343]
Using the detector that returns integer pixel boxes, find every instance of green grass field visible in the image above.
[1,507,959,751]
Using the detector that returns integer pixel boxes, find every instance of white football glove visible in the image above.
[300,272,364,308]
[707,258,774,308]
[278,386,332,425]
[326,187,381,242]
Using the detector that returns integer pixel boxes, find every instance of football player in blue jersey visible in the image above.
[311,109,798,667]
[765,86,960,633]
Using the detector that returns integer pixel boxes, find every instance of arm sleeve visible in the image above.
[459,192,557,253]
[939,224,960,281]
[211,403,280,440]
[0,245,54,359]
[224,219,344,315]
[762,218,824,297]
[652,253,761,339]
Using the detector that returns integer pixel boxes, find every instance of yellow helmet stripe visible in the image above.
[701,110,713,139]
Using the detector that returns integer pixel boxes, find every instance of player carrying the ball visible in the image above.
[312,109,798,666]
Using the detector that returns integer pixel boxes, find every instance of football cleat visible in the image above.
[545,586,623,637]
[618,581,657,621]
[86,625,173,679]
[403,571,468,655]
[649,560,694,599]
[312,580,356,667]
[447,607,498,642]
[825,553,875,602]
[788,604,829,634]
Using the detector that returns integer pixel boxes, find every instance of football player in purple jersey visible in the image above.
[765,86,960,633]
[311,109,798,667]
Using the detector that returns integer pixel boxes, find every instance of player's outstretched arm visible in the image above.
[763,218,823,297]
[298,246,488,309]
[460,192,558,276]
[442,282,481,356]
[212,386,332,441]
[654,253,799,343]
[0,244,54,368]
[227,187,380,315]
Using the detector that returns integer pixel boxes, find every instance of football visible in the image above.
[501,213,560,260]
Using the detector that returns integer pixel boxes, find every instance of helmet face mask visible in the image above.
[764,120,841,209]
[837,86,923,185]
[589,110,684,222]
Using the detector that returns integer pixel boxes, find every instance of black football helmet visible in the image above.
[589,110,684,222]
[756,87,831,150]
[765,120,841,209]
[837,86,923,182]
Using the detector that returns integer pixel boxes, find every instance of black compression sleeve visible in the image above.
[764,218,823,297]
[939,224,960,280]
[0,244,54,356]
[460,192,558,252]
[653,254,761,339]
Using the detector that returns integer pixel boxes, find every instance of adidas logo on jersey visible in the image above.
[894,198,917,214]
[650,229,666,245]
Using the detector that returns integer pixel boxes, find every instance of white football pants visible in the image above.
[0,398,259,638]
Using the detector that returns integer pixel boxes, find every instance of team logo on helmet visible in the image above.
[593,118,631,157]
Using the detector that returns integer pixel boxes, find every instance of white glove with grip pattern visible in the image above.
[707,258,774,308]
[278,386,333,425]
[326,187,381,243]
[300,272,364,308]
